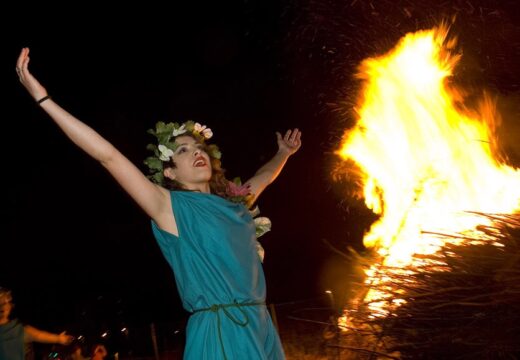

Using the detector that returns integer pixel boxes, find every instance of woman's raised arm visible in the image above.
[15,47,172,225]
[245,128,302,204]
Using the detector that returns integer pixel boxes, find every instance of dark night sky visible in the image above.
[3,0,520,338]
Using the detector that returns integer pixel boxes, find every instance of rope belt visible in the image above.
[192,301,265,360]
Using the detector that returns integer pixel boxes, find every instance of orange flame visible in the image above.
[335,25,520,317]
[338,25,520,265]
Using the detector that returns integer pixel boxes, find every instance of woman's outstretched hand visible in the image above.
[58,331,74,345]
[276,128,302,156]
[16,47,48,101]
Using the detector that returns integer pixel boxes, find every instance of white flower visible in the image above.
[250,209,270,262]
[158,144,174,161]
[172,124,187,137]
[255,240,265,263]
[254,217,272,238]
[249,206,260,218]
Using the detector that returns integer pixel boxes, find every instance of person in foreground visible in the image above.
[0,287,73,360]
[90,343,108,360]
[16,47,302,359]
[66,341,90,360]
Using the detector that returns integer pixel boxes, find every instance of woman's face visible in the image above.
[0,297,12,322]
[167,135,212,189]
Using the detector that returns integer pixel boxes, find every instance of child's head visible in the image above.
[0,287,13,322]
[90,343,107,359]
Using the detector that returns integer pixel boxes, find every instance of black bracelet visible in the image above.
[37,95,51,105]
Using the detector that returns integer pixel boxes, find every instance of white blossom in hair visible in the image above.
[158,144,174,161]
[172,124,187,137]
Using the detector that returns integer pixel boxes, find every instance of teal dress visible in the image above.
[0,319,25,360]
[151,191,285,360]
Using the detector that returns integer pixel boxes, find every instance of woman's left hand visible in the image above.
[276,128,302,156]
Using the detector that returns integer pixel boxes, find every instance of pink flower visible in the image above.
[226,181,251,197]
[201,128,213,139]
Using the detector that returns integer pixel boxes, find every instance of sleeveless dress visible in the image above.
[0,319,25,360]
[151,191,285,360]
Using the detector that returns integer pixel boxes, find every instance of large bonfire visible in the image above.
[334,24,520,359]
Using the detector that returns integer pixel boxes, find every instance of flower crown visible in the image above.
[144,121,221,185]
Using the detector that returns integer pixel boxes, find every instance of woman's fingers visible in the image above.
[283,128,300,146]
[16,48,29,81]
[283,129,291,141]
[289,128,299,142]
[16,48,23,69]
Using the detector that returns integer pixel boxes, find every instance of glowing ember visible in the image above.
[336,25,520,316]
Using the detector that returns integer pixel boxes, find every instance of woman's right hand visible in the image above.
[57,331,74,345]
[16,47,48,101]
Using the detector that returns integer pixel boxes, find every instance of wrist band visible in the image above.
[37,95,51,105]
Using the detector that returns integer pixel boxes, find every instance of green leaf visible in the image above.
[150,172,164,184]
[155,121,167,132]
[144,157,163,170]
[165,141,179,152]
[184,120,195,131]
[207,145,222,160]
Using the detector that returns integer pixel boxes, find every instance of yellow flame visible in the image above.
[337,25,520,269]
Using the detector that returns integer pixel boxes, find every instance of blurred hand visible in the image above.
[58,331,74,345]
